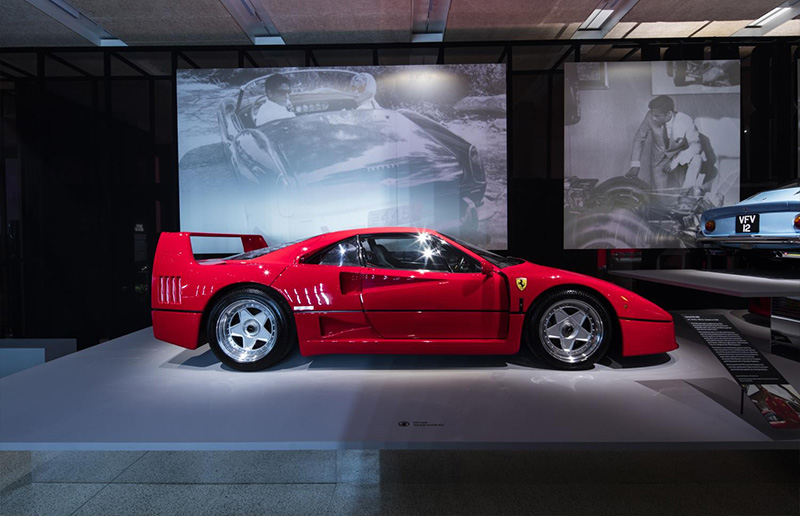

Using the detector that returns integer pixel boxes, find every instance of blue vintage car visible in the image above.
[698,180,800,250]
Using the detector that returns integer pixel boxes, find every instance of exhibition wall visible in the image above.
[177,64,508,250]
[563,60,741,249]
[0,41,797,348]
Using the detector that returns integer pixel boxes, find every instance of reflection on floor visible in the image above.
[2,310,799,449]
[1,449,798,516]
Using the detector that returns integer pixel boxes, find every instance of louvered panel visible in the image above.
[157,276,182,305]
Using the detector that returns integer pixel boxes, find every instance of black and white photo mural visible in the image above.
[564,60,741,249]
[177,65,507,252]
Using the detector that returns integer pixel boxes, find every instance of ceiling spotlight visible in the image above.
[747,7,790,28]
[578,9,615,31]
[30,0,126,46]
[48,0,79,18]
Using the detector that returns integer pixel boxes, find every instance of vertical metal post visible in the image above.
[0,80,7,336]
[505,44,512,251]
[171,51,180,230]
[740,387,745,415]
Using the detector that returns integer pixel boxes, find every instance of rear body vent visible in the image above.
[157,276,182,305]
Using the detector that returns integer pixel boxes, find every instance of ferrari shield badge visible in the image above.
[516,277,527,291]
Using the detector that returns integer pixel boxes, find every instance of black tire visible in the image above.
[207,288,295,371]
[525,289,613,370]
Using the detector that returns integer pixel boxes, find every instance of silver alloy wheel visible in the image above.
[215,299,279,363]
[539,299,604,364]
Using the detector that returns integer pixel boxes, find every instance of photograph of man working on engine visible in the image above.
[626,95,715,205]
[563,61,740,249]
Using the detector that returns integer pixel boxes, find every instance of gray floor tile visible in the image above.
[0,482,105,516]
[328,484,496,516]
[29,451,146,483]
[336,450,380,484]
[0,451,31,490]
[71,483,336,516]
[113,451,336,484]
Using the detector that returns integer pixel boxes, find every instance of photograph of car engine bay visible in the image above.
[0,1,799,515]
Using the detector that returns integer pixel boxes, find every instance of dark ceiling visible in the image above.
[0,0,797,48]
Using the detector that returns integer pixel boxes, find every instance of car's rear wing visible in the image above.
[152,232,268,308]
[153,232,268,271]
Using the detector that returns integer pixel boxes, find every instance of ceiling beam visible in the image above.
[24,0,126,46]
[572,0,641,40]
[412,0,451,43]
[734,0,800,37]
[218,0,285,45]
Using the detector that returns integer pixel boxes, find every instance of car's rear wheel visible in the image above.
[526,289,612,370]
[207,288,295,371]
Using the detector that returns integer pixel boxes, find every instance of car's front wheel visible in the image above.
[207,288,295,371]
[526,289,612,370]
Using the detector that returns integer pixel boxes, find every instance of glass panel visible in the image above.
[179,51,239,70]
[0,52,38,77]
[313,49,374,66]
[444,47,505,64]
[50,52,104,76]
[115,52,172,77]
[246,50,306,68]
[512,46,569,71]
[313,237,361,266]
[377,48,439,65]
[512,74,549,179]
[360,233,479,272]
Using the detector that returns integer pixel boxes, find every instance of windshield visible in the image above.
[441,234,524,268]
[240,70,377,111]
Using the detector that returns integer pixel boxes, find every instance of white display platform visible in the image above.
[609,269,800,298]
[1,310,798,450]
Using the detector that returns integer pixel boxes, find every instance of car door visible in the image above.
[272,236,381,342]
[358,232,509,339]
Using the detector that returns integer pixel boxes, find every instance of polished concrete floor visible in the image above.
[3,310,799,449]
[1,449,799,515]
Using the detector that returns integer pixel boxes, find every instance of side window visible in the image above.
[360,233,481,273]
[435,238,482,273]
[306,237,361,267]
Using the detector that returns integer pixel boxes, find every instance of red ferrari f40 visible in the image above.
[151,228,676,371]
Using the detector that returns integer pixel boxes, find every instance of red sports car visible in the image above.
[151,228,676,371]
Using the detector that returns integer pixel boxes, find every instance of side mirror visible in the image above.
[481,262,494,275]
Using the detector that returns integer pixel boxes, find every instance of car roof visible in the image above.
[310,227,437,246]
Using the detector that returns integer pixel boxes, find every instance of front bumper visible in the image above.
[697,235,800,246]
[697,235,800,249]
